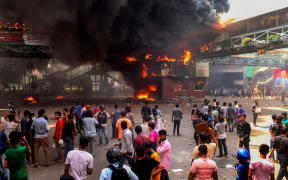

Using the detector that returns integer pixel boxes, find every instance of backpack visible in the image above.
[107,164,129,180]
[97,112,108,125]
[173,109,182,120]
[160,169,169,180]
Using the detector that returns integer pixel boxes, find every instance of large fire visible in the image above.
[157,56,176,62]
[136,92,155,101]
[24,96,37,104]
[142,64,148,78]
[183,50,192,65]
[218,14,237,28]
[148,85,157,92]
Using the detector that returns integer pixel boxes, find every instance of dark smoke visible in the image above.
[0,0,229,87]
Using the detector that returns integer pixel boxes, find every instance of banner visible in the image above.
[274,69,288,87]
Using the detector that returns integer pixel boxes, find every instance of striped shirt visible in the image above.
[190,157,217,180]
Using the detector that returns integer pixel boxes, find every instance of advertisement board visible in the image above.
[274,69,288,87]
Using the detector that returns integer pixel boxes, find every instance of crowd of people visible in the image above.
[0,98,287,180]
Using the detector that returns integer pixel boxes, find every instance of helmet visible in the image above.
[237,148,249,161]
[106,147,122,163]
[100,104,105,110]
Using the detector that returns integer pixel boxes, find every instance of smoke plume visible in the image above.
[0,0,229,86]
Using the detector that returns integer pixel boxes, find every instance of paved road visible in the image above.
[13,97,284,180]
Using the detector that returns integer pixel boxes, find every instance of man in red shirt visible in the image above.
[54,111,64,163]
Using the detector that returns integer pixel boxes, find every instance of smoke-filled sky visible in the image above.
[223,0,288,20]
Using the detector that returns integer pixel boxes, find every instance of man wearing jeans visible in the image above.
[214,117,227,157]
[31,109,50,168]
[118,121,133,167]
[96,105,110,145]
[172,104,183,136]
[83,110,98,156]
[269,127,288,180]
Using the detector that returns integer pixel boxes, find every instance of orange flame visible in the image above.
[136,92,155,101]
[218,14,237,28]
[145,54,152,60]
[126,57,136,62]
[56,96,65,100]
[142,64,148,78]
[24,96,37,105]
[200,42,212,52]
[183,50,192,65]
[148,85,157,92]
[157,56,176,62]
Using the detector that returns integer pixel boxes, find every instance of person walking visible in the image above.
[115,112,132,141]
[148,122,158,151]
[111,104,121,139]
[141,102,152,123]
[269,127,288,180]
[54,111,64,163]
[237,114,251,152]
[82,110,98,156]
[251,100,259,126]
[152,112,164,132]
[96,105,110,145]
[118,121,133,167]
[31,109,50,168]
[249,144,275,180]
[226,103,235,132]
[64,136,93,180]
[172,104,183,136]
[188,145,218,180]
[281,90,286,105]
[214,117,228,157]
[63,114,76,160]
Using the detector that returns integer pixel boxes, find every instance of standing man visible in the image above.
[65,136,93,180]
[141,101,151,123]
[249,144,275,180]
[96,105,110,146]
[111,104,121,139]
[188,145,218,180]
[251,100,259,126]
[191,111,204,145]
[31,109,50,168]
[226,103,235,132]
[172,104,183,136]
[54,111,64,163]
[214,117,227,157]
[237,114,251,152]
[191,133,217,162]
[157,130,171,171]
[115,112,131,140]
[118,121,133,167]
[82,110,98,156]
[269,127,288,180]
[281,90,286,105]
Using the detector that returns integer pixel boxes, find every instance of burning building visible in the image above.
[129,51,208,101]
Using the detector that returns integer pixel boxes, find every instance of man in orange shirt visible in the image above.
[116,111,131,140]
[54,111,64,163]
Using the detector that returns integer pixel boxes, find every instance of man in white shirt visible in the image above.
[65,136,93,180]
[140,117,151,137]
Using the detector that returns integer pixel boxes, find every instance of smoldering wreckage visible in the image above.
[0,0,229,103]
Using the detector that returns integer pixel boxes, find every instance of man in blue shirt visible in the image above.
[31,109,50,168]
